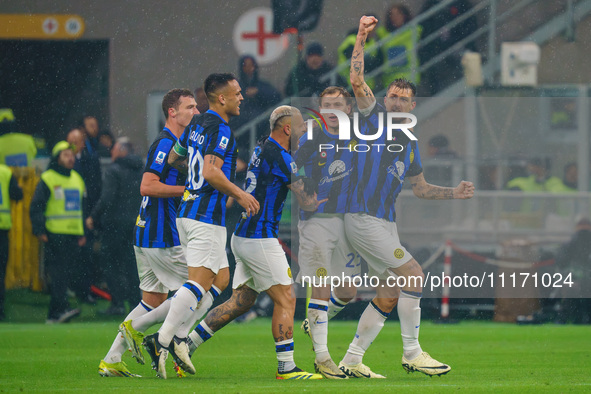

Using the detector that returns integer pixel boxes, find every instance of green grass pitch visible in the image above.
[1,317,590,393]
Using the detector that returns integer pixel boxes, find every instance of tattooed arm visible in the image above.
[408,173,475,200]
[203,154,260,216]
[288,179,328,212]
[350,15,378,111]
[167,148,189,174]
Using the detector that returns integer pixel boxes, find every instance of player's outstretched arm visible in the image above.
[350,15,378,111]
[203,154,260,216]
[408,173,475,200]
[140,172,185,198]
[168,147,189,174]
[288,178,328,211]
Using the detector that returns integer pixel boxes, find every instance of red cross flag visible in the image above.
[233,7,288,66]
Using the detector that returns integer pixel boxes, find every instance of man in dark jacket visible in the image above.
[231,55,282,169]
[67,127,102,302]
[418,0,478,94]
[86,137,143,315]
[232,55,281,130]
[285,42,347,97]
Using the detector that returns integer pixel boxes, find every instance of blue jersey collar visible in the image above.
[268,136,287,152]
[163,127,178,141]
[206,109,228,124]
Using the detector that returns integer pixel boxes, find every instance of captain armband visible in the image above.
[172,141,188,157]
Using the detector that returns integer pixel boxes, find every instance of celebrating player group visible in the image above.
[98,15,474,381]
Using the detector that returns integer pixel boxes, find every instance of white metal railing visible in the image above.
[395,190,591,247]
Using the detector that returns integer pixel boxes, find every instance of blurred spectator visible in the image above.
[376,4,422,86]
[231,55,281,129]
[81,115,101,155]
[418,0,478,95]
[559,162,578,192]
[506,158,563,192]
[0,163,23,321]
[426,134,459,187]
[554,217,591,324]
[478,164,498,190]
[338,20,384,90]
[285,42,346,97]
[194,87,209,114]
[427,134,458,158]
[0,108,37,166]
[97,130,114,158]
[67,127,102,301]
[231,55,282,163]
[86,138,142,315]
[30,141,85,323]
[67,126,102,214]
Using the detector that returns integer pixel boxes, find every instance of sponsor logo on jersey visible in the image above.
[155,151,166,164]
[387,161,406,182]
[135,215,146,228]
[319,159,353,185]
[219,136,229,150]
[182,189,198,201]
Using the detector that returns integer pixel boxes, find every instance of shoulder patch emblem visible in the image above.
[155,151,166,164]
[219,136,229,150]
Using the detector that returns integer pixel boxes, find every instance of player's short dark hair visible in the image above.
[204,73,237,103]
[319,86,351,100]
[162,88,194,119]
[387,78,417,97]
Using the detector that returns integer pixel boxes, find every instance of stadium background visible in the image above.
[1,0,590,153]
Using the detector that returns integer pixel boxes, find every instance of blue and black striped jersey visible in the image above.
[295,127,355,220]
[134,128,186,248]
[176,110,237,226]
[348,103,423,222]
[234,137,297,239]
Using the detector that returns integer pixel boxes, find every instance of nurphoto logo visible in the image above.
[304,108,418,153]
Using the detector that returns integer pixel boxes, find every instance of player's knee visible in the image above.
[142,291,167,308]
[213,268,230,291]
[272,286,295,312]
[373,296,397,313]
[232,286,258,312]
[334,285,357,302]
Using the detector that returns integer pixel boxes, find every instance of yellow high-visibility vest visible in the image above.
[0,164,13,230]
[41,169,85,236]
[376,25,422,85]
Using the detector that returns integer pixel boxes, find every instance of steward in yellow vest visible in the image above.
[30,141,86,323]
[0,108,37,167]
[0,163,23,321]
[337,29,383,90]
[376,4,422,86]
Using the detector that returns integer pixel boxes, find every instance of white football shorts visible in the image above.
[176,218,229,273]
[231,234,293,293]
[296,215,361,283]
[344,212,413,278]
[134,245,188,293]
